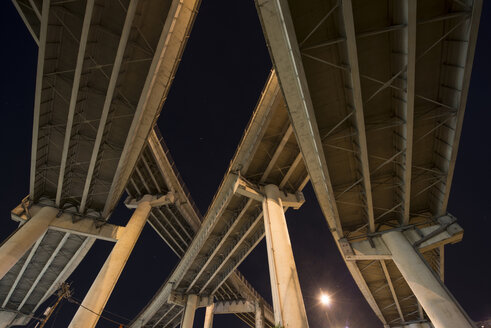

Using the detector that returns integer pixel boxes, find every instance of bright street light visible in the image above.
[320,293,331,306]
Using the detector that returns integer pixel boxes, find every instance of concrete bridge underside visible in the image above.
[0,0,483,327]
[1,0,203,324]
[255,0,481,327]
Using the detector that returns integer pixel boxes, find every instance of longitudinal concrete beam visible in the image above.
[255,0,343,239]
[341,0,376,232]
[55,0,96,206]
[402,0,417,225]
[147,130,201,232]
[79,0,139,213]
[11,203,125,242]
[380,260,405,322]
[29,0,50,197]
[102,0,201,217]
[438,0,483,215]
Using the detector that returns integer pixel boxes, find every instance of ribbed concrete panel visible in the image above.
[132,73,301,328]
[129,129,276,328]
[255,0,481,326]
[1,0,202,325]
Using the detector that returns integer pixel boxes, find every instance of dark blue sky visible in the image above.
[0,1,489,327]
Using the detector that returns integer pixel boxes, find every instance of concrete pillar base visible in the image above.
[68,200,152,328]
[262,184,309,328]
[181,294,198,328]
[255,302,265,328]
[393,322,432,328]
[203,303,214,328]
[381,231,472,328]
[0,206,58,279]
[0,311,30,328]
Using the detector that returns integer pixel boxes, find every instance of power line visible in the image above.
[39,283,71,328]
[68,295,131,323]
[35,283,130,327]
[66,297,129,327]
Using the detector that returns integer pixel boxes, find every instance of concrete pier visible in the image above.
[262,184,309,328]
[255,302,265,328]
[68,199,152,328]
[382,231,473,328]
[203,303,214,328]
[0,206,58,279]
[181,294,198,328]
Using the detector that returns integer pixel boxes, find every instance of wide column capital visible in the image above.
[233,177,304,209]
[125,192,175,209]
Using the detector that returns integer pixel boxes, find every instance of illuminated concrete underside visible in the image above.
[255,0,481,326]
[0,0,201,325]
[2,0,483,327]
[126,130,276,328]
[3,1,275,326]
[131,72,309,327]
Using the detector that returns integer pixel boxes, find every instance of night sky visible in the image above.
[0,1,490,327]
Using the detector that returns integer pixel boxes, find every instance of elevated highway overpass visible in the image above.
[1,1,275,327]
[0,0,484,327]
[0,0,204,325]
[125,129,276,328]
[2,126,275,327]
[256,0,482,327]
[130,72,307,327]
[133,49,478,327]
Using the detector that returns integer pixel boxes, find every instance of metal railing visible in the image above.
[153,127,203,222]
[233,270,273,313]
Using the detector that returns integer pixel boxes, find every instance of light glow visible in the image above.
[320,293,331,306]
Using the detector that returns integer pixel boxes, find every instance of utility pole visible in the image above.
[38,283,72,328]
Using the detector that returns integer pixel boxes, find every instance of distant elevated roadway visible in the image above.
[131,72,309,327]
[0,0,200,325]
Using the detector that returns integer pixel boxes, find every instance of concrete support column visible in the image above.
[262,184,309,328]
[0,206,58,279]
[0,311,30,328]
[255,302,264,328]
[397,323,431,328]
[394,321,433,328]
[203,303,214,328]
[381,231,472,328]
[181,294,198,328]
[68,200,152,328]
